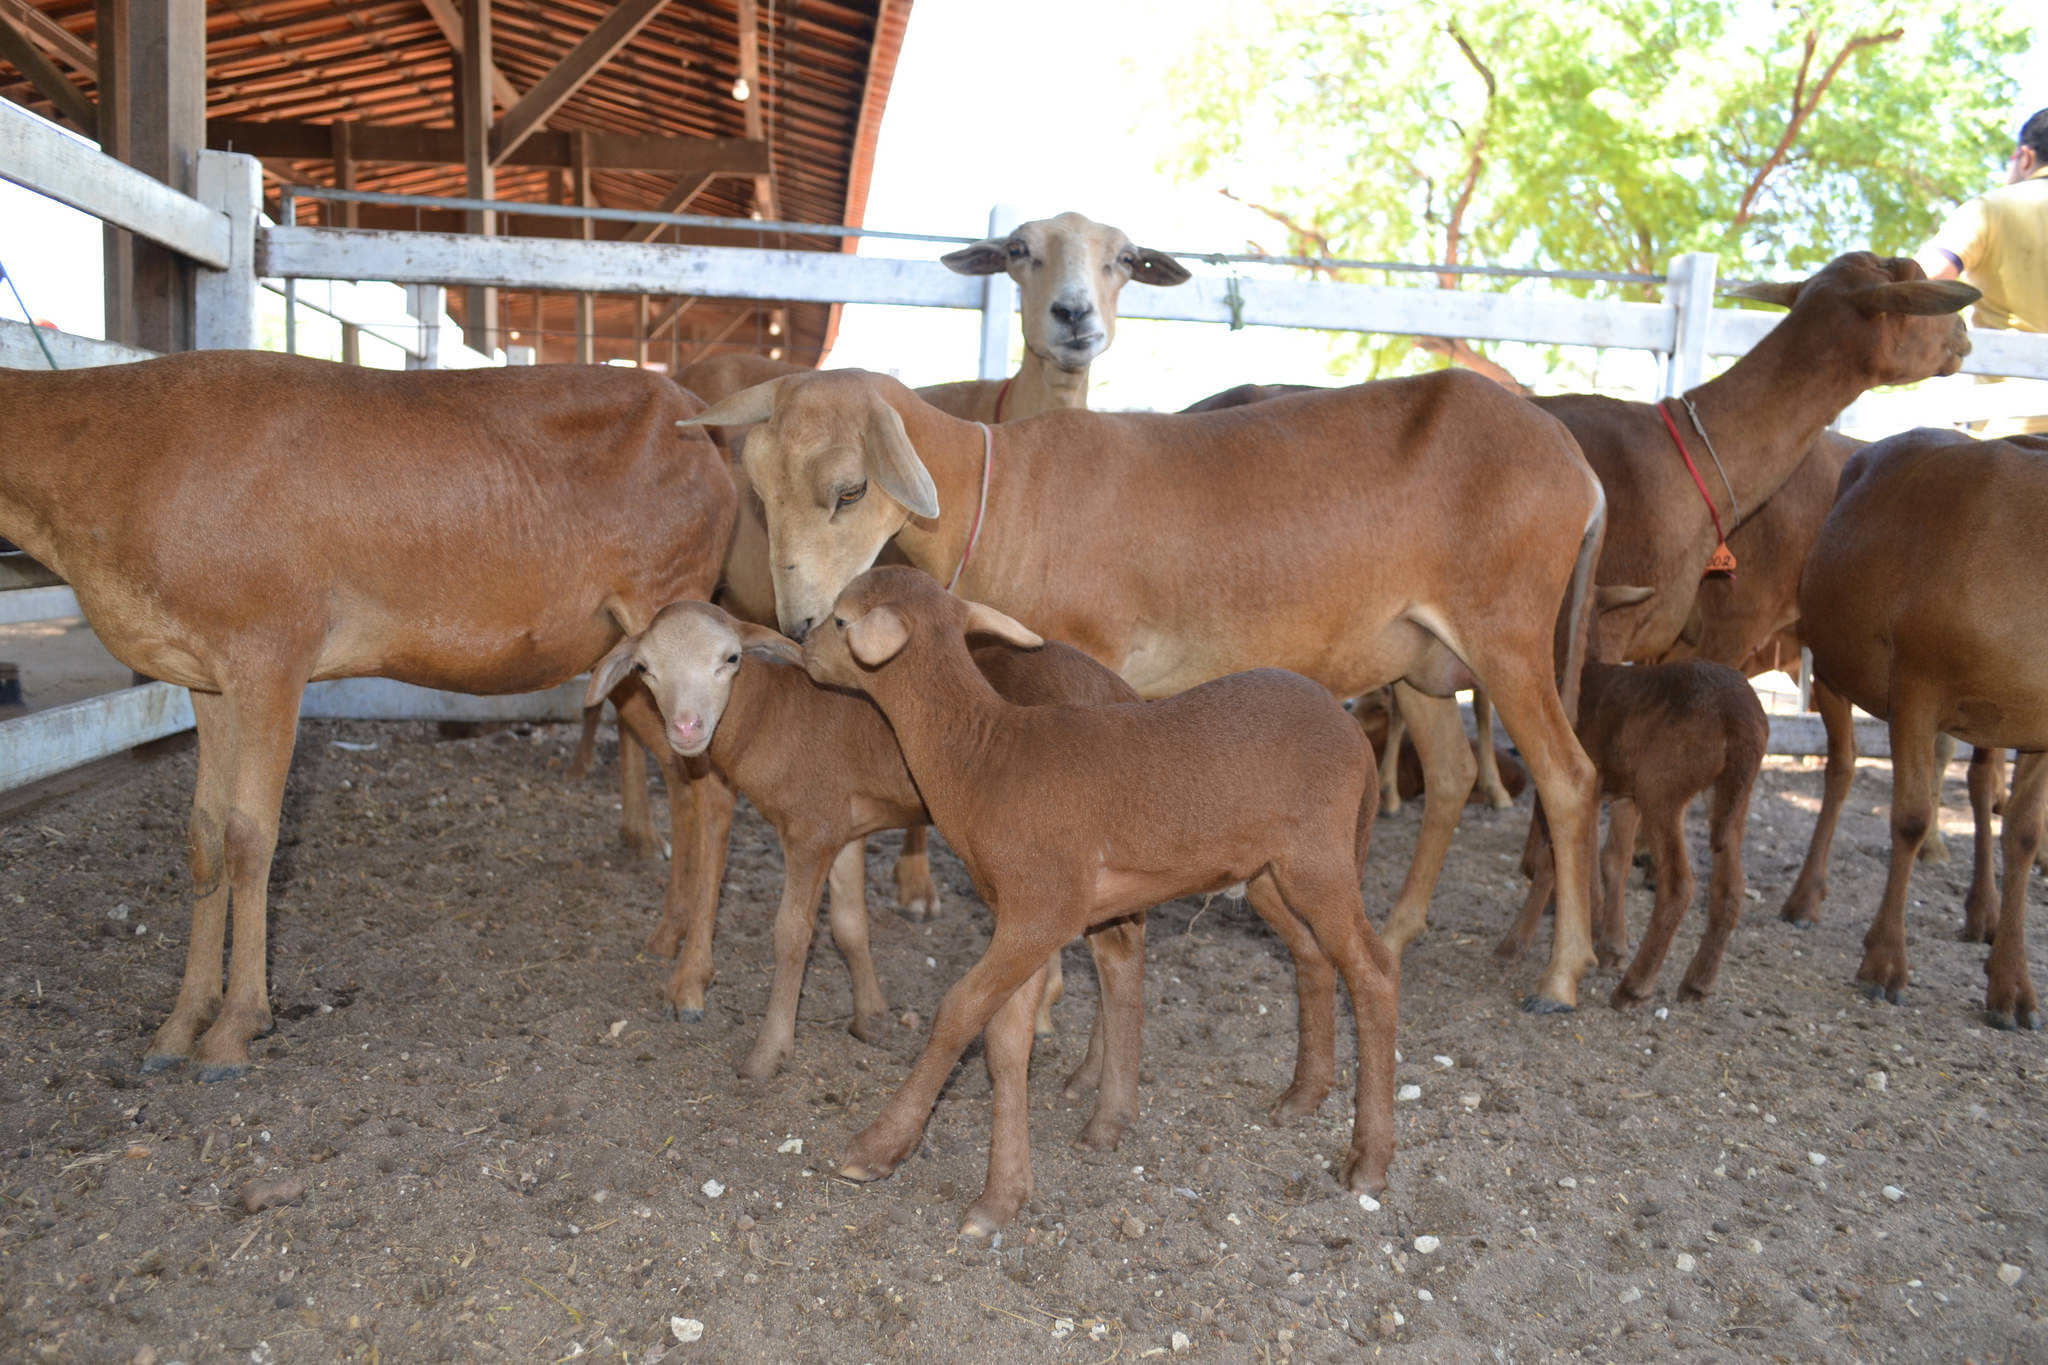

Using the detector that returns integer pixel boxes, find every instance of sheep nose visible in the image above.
[787,618,811,644]
[672,712,704,743]
[1050,298,1094,326]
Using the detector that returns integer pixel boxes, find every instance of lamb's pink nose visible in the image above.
[671,712,705,745]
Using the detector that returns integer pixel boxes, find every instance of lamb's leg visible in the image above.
[1493,841,1554,962]
[1071,914,1146,1151]
[734,837,837,1081]
[618,725,660,858]
[1377,684,1477,956]
[616,688,733,1018]
[825,838,890,1042]
[1781,680,1856,924]
[1594,798,1639,968]
[568,703,602,780]
[1611,797,1696,1008]
[1984,751,2045,1031]
[1244,874,1337,1122]
[894,825,941,921]
[1678,763,1757,1001]
[1918,732,1955,863]
[840,917,1066,1184]
[1961,746,2000,942]
[960,961,1049,1241]
[1377,689,1407,816]
[143,690,235,1071]
[1471,688,1515,809]
[1856,686,1940,1003]
[1033,944,1065,1037]
[189,680,305,1081]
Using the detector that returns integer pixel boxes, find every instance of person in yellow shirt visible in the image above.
[1916,109,2048,434]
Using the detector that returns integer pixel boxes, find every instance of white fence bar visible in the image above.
[0,101,230,270]
[0,682,196,791]
[192,151,263,351]
[0,585,79,625]
[0,317,155,369]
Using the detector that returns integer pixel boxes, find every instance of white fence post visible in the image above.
[976,203,1018,382]
[192,150,262,350]
[1661,251,1718,397]
[404,284,444,368]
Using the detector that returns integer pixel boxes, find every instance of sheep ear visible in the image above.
[735,621,801,666]
[940,237,1010,276]
[1851,279,1980,317]
[1129,247,1191,287]
[845,606,911,667]
[866,399,940,520]
[585,635,642,708]
[680,377,784,428]
[1721,280,1801,309]
[961,600,1043,649]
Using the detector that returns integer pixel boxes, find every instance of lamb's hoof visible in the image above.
[956,1213,1001,1245]
[1917,836,1950,865]
[663,1004,706,1024]
[193,1060,249,1084]
[1608,985,1650,1011]
[139,1052,186,1074]
[1520,994,1574,1015]
[1861,983,1903,1006]
[838,1160,890,1184]
[1958,922,1995,945]
[847,1012,888,1045]
[1986,1007,2041,1032]
[1785,917,1819,932]
[897,898,931,923]
[1491,936,1525,963]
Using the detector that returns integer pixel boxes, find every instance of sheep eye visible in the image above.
[832,617,848,630]
[836,482,867,508]
[1006,240,1026,260]
[725,652,740,665]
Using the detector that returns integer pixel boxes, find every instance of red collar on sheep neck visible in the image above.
[947,422,994,594]
[1659,397,1740,578]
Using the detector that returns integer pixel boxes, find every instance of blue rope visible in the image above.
[0,254,60,369]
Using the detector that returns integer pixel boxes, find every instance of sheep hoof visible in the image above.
[1785,917,1819,932]
[1987,1007,2041,1033]
[1519,994,1574,1015]
[956,1215,1000,1245]
[663,1004,705,1024]
[1860,983,1903,1006]
[194,1061,250,1084]
[1490,936,1525,963]
[897,898,930,922]
[139,1052,186,1074]
[1608,986,1649,1011]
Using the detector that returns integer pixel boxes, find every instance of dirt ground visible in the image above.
[2,719,2044,1364]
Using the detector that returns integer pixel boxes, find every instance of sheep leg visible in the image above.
[1856,685,1939,1003]
[189,681,305,1081]
[1471,687,1515,809]
[1070,914,1146,1151]
[1377,684,1476,956]
[1611,797,1695,1009]
[1245,873,1337,1123]
[1034,944,1065,1037]
[143,690,236,1071]
[1678,763,1757,1001]
[1483,660,1601,1012]
[1594,798,1639,968]
[734,839,838,1081]
[1918,732,1956,863]
[567,702,602,780]
[894,825,941,921]
[825,838,891,1043]
[960,961,1050,1241]
[840,917,1066,1185]
[1780,680,1856,925]
[1376,689,1407,816]
[1493,837,1553,962]
[1271,855,1398,1197]
[1984,751,2046,1031]
[618,726,661,859]
[1961,746,2000,942]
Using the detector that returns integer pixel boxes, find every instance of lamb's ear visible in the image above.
[1721,280,1801,310]
[585,635,642,708]
[1851,279,1980,317]
[961,600,1043,649]
[866,399,940,519]
[1129,247,1191,287]
[680,377,784,428]
[734,621,802,666]
[940,237,1010,276]
[845,605,911,667]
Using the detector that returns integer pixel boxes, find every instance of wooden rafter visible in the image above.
[490,0,670,167]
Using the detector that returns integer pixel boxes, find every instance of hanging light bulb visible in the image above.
[769,347,783,360]
[731,75,750,102]
[768,319,782,337]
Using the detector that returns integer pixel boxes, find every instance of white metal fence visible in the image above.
[5,98,2043,792]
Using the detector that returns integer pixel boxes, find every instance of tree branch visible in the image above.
[1218,188,1343,279]
[1413,335,1529,393]
[1734,26,1903,225]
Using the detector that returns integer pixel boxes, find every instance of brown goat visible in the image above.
[581,600,1141,1078]
[799,567,1395,1238]
[693,366,1609,1013]
[1798,430,2048,1029]
[1500,661,1768,1007]
[0,353,735,1078]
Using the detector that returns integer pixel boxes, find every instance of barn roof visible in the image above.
[0,0,914,367]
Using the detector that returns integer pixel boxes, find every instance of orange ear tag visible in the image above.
[1704,542,1738,578]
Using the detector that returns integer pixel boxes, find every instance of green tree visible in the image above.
[1165,0,2029,383]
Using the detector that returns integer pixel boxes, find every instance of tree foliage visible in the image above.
[1164,0,2029,378]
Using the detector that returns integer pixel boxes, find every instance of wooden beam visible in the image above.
[573,131,594,364]
[0,11,96,137]
[623,170,712,244]
[0,0,94,75]
[418,0,519,110]
[490,0,669,167]
[679,309,748,365]
[459,0,495,353]
[331,121,360,365]
[648,295,697,341]
[733,0,776,220]
[206,119,770,176]
[121,0,206,353]
[634,293,649,366]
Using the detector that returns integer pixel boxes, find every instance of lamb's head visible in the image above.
[942,211,1191,372]
[802,566,1042,691]
[583,601,799,757]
